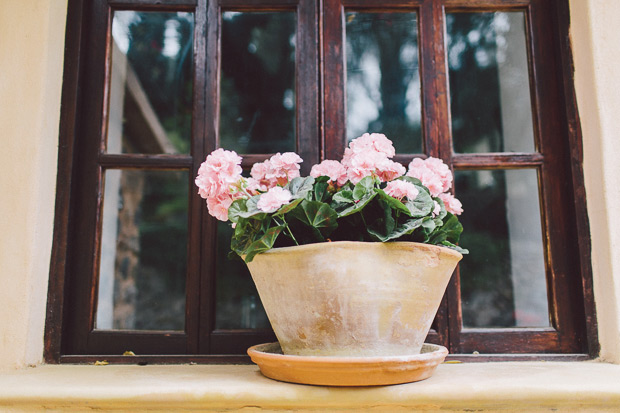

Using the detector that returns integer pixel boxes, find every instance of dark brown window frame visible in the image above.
[45,0,598,364]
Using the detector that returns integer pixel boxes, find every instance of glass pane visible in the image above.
[447,12,535,153]
[456,169,549,328]
[96,170,188,330]
[215,222,270,329]
[220,12,296,154]
[346,12,422,153]
[107,11,194,154]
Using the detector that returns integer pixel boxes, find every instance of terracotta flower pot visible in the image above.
[246,241,462,357]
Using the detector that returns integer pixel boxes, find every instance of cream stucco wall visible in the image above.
[569,0,620,364]
[0,0,619,370]
[0,0,67,370]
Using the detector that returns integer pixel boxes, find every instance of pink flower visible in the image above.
[310,160,348,186]
[432,201,441,217]
[384,180,419,201]
[195,149,243,199]
[250,160,271,183]
[376,160,406,182]
[245,177,267,195]
[346,150,389,184]
[257,187,293,212]
[406,157,453,196]
[256,152,304,187]
[438,193,464,215]
[207,193,234,221]
[349,133,396,158]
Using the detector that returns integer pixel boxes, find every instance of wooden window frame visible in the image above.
[45,0,598,364]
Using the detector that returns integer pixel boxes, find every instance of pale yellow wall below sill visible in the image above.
[1,362,620,411]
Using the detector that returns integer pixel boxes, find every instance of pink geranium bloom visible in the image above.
[195,148,243,199]
[346,150,390,184]
[376,160,406,182]
[257,187,293,213]
[310,160,348,186]
[384,180,419,201]
[207,193,234,221]
[432,200,441,217]
[438,193,464,215]
[264,152,303,186]
[245,177,267,195]
[348,133,396,158]
[406,157,453,197]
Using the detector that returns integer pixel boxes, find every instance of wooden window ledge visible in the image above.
[1,361,620,411]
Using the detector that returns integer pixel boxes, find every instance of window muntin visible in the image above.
[47,0,593,361]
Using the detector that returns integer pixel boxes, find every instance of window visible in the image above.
[46,0,596,362]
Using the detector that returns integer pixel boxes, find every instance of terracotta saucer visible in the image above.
[247,342,448,387]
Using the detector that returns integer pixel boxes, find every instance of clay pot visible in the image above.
[246,241,462,357]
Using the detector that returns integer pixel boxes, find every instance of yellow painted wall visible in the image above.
[0,0,618,370]
[0,0,67,370]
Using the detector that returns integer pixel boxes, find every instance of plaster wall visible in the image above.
[0,0,618,370]
[0,0,67,370]
[569,0,620,363]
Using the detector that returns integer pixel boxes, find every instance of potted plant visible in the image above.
[195,133,467,385]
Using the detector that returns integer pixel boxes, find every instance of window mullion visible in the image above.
[197,0,219,354]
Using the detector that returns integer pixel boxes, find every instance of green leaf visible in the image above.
[288,200,338,239]
[375,188,412,217]
[399,175,423,187]
[332,190,354,204]
[313,181,329,203]
[385,217,428,241]
[228,196,265,223]
[230,218,263,256]
[274,197,303,216]
[337,190,377,217]
[243,225,285,263]
[366,199,397,242]
[438,213,464,244]
[286,176,315,200]
[353,176,376,200]
[433,197,448,220]
[441,240,469,255]
[405,189,434,217]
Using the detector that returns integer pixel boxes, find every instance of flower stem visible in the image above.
[275,216,299,246]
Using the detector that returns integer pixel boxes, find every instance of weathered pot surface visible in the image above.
[246,241,462,357]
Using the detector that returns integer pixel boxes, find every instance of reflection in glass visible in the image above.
[220,12,296,154]
[96,170,188,330]
[108,11,194,154]
[346,12,422,153]
[456,169,549,328]
[215,222,270,329]
[446,12,535,153]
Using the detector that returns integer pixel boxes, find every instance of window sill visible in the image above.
[2,361,620,411]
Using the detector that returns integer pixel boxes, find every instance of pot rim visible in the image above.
[254,240,463,260]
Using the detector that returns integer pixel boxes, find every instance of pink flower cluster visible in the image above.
[406,157,463,215]
[384,180,419,201]
[196,150,304,221]
[342,133,406,184]
[195,148,244,221]
[250,152,303,190]
[257,187,292,213]
[310,133,404,185]
[196,135,463,222]
[310,160,348,186]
